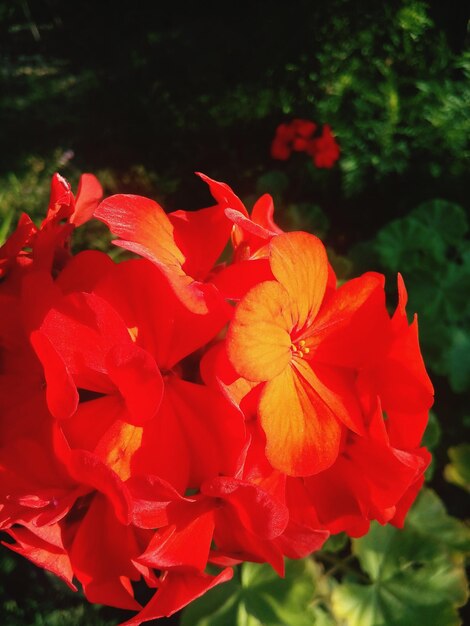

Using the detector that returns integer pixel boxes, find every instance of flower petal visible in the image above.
[119,568,233,625]
[269,232,329,331]
[227,280,292,381]
[259,366,342,476]
[95,194,210,314]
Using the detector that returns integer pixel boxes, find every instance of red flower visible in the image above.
[271,120,340,168]
[0,171,433,624]
[307,124,340,168]
[271,119,317,160]
[226,232,378,476]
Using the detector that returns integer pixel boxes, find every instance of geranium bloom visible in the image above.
[0,173,102,292]
[0,170,433,624]
[227,231,381,476]
[271,119,317,160]
[307,124,340,168]
[94,174,233,316]
[271,119,340,168]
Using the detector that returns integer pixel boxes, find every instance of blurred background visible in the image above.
[0,1,469,624]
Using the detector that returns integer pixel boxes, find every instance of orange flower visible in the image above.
[227,232,381,477]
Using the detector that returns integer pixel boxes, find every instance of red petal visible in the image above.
[251,194,283,234]
[196,172,248,216]
[30,330,78,420]
[119,568,233,625]
[71,173,103,227]
[93,258,228,369]
[201,477,288,539]
[69,494,141,610]
[4,522,76,590]
[138,505,215,571]
[95,194,219,314]
[106,342,163,426]
[67,450,131,524]
[169,204,231,279]
[127,475,189,529]
[211,258,274,300]
[56,250,114,294]
[0,214,36,277]
[47,173,73,218]
[168,378,246,487]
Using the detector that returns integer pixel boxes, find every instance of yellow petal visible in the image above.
[259,365,342,476]
[269,232,328,332]
[227,281,292,381]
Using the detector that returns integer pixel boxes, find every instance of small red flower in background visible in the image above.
[271,119,317,159]
[271,119,340,168]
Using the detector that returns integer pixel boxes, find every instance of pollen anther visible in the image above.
[290,341,308,359]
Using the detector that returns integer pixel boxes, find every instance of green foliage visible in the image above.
[181,560,317,626]
[1,1,468,205]
[445,444,470,492]
[310,1,470,195]
[256,170,290,200]
[372,199,470,391]
[320,533,349,554]
[422,411,442,480]
[0,154,175,256]
[331,489,470,626]
[0,151,77,239]
[182,491,469,626]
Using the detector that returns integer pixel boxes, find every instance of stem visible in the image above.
[315,552,370,583]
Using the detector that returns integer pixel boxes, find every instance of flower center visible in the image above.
[290,339,310,359]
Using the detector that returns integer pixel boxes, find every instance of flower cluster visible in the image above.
[271,119,340,168]
[0,172,433,624]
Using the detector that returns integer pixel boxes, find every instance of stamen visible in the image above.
[290,341,309,359]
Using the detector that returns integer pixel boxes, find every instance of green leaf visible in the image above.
[326,248,353,281]
[320,532,349,554]
[422,411,441,451]
[410,200,468,248]
[331,489,470,626]
[445,444,470,493]
[284,203,330,239]
[422,411,441,480]
[0,211,14,246]
[181,560,317,626]
[256,171,290,198]
[445,329,470,393]
[400,488,470,555]
[375,217,445,274]
[373,199,470,386]
[310,605,337,626]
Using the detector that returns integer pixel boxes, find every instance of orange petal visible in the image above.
[269,232,328,332]
[227,280,292,381]
[95,195,208,313]
[259,365,342,476]
[94,421,144,482]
